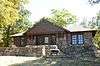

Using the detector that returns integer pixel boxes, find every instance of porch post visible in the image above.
[42,45,46,56]
[64,33,67,44]
[56,33,59,44]
[34,36,36,45]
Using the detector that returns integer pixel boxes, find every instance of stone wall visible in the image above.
[0,46,43,57]
[84,32,93,45]
[0,44,97,58]
[56,32,96,58]
[0,45,58,57]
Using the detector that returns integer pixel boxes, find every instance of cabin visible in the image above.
[11,18,96,47]
[11,18,70,47]
[11,18,97,57]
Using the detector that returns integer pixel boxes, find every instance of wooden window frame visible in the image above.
[71,33,84,45]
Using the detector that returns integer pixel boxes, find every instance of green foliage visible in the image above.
[13,8,32,33]
[2,26,12,47]
[0,0,32,47]
[0,0,21,46]
[80,17,97,29]
[81,11,100,49]
[0,0,29,27]
[93,11,100,49]
[93,31,100,48]
[0,0,21,27]
[2,9,32,47]
[81,11,100,29]
[49,9,77,27]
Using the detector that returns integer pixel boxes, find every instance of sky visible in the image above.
[25,0,100,23]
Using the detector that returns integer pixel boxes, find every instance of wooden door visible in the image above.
[36,35,44,45]
[50,35,56,45]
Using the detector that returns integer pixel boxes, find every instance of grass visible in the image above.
[10,57,100,66]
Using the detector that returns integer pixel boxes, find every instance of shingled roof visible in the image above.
[25,18,70,35]
[11,18,98,37]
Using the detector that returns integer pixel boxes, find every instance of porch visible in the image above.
[25,33,67,46]
[12,32,67,47]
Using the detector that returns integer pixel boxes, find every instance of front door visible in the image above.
[50,35,56,45]
[36,35,44,45]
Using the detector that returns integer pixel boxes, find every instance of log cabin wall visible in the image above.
[13,32,68,46]
[26,35,35,45]
[13,36,27,47]
[13,31,96,47]
[14,37,21,47]
[26,34,60,45]
[13,31,95,47]
[56,33,67,44]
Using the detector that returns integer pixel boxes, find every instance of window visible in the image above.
[78,35,84,44]
[71,34,84,45]
[72,35,77,44]
[44,37,49,43]
[21,37,24,45]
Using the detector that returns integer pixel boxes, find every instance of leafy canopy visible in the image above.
[0,0,21,27]
[49,9,77,27]
[80,11,100,48]
[0,0,29,27]
[0,0,32,47]
[93,11,100,49]
[93,31,100,48]
[14,8,32,33]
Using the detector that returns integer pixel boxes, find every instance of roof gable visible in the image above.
[25,18,69,35]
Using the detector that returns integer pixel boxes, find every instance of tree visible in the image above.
[80,18,96,29]
[1,8,32,47]
[0,0,21,46]
[48,9,77,27]
[0,0,32,47]
[89,0,100,5]
[96,11,100,28]
[80,12,100,29]
[93,11,100,49]
[80,11,100,48]
[13,8,32,33]
[0,0,30,27]
[93,31,100,49]
[0,0,21,27]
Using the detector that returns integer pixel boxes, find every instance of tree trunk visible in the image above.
[2,25,11,47]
